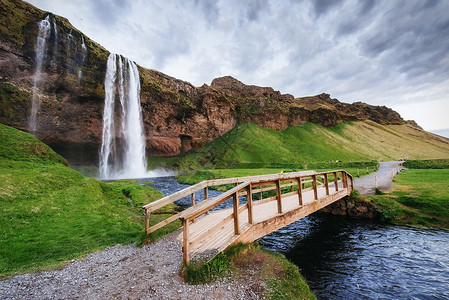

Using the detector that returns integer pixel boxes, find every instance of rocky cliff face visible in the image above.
[0,0,408,161]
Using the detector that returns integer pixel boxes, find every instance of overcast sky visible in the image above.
[26,0,449,132]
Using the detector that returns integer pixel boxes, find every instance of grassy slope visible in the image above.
[0,124,173,278]
[370,165,449,229]
[150,121,449,171]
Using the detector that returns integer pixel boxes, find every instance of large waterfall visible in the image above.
[29,15,51,133]
[99,53,148,180]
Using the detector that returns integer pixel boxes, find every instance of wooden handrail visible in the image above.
[179,169,353,263]
[142,169,353,237]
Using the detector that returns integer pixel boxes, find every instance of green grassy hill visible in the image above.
[151,121,449,170]
[0,124,168,278]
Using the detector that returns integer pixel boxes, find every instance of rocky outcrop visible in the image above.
[0,0,408,161]
[319,196,380,219]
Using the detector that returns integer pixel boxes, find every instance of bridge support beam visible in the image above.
[233,193,240,235]
[276,180,282,213]
[333,172,338,191]
[247,185,253,224]
[324,173,329,195]
[296,177,303,206]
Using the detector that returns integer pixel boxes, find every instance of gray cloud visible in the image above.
[25,0,449,129]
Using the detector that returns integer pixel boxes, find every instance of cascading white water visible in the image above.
[78,36,87,82]
[29,15,51,133]
[99,53,147,179]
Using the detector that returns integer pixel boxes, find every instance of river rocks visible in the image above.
[319,196,380,219]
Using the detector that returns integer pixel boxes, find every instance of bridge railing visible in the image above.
[142,170,317,235]
[177,170,354,263]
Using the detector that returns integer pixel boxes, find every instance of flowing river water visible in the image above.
[144,176,449,299]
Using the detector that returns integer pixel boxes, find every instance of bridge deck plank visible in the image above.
[176,182,341,261]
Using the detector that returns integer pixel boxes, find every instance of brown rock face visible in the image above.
[0,0,407,161]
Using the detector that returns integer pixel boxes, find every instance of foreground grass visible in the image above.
[370,167,449,229]
[182,243,316,299]
[0,124,173,278]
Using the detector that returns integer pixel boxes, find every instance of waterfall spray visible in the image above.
[99,53,147,179]
[29,15,51,133]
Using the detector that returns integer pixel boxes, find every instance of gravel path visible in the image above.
[354,161,404,195]
[0,232,262,300]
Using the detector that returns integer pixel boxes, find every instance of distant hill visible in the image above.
[152,121,449,170]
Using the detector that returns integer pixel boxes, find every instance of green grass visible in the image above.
[182,243,316,299]
[370,169,449,228]
[0,124,173,278]
[403,159,449,169]
[149,121,449,171]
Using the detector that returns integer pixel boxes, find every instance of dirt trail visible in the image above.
[0,232,261,300]
[354,161,404,195]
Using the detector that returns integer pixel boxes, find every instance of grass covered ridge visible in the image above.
[0,124,171,278]
[149,121,449,170]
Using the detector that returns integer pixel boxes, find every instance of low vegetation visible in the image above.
[182,243,316,299]
[0,124,173,278]
[370,159,449,229]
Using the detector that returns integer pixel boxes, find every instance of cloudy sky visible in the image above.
[27,0,449,134]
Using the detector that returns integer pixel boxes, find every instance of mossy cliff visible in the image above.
[0,0,444,163]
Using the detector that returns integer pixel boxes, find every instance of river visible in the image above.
[144,176,449,299]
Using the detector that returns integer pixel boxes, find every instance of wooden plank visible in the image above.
[190,212,234,248]
[183,219,190,264]
[191,193,195,207]
[276,180,282,213]
[143,181,207,211]
[233,193,240,235]
[324,173,329,195]
[247,185,253,224]
[297,177,303,206]
[182,181,251,220]
[144,209,150,235]
[204,187,208,200]
[333,171,338,191]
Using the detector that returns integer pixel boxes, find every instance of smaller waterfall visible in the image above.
[29,15,51,133]
[99,54,147,179]
[78,36,87,82]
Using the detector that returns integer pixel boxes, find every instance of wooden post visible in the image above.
[276,180,282,213]
[324,173,329,195]
[204,187,208,200]
[342,172,348,189]
[312,175,318,200]
[333,171,338,191]
[259,190,263,200]
[375,176,378,188]
[247,184,253,224]
[183,218,190,264]
[190,193,195,207]
[350,176,354,190]
[233,193,240,235]
[296,177,303,206]
[290,181,294,192]
[144,208,150,235]
[391,169,394,180]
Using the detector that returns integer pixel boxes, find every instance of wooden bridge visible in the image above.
[143,170,354,263]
